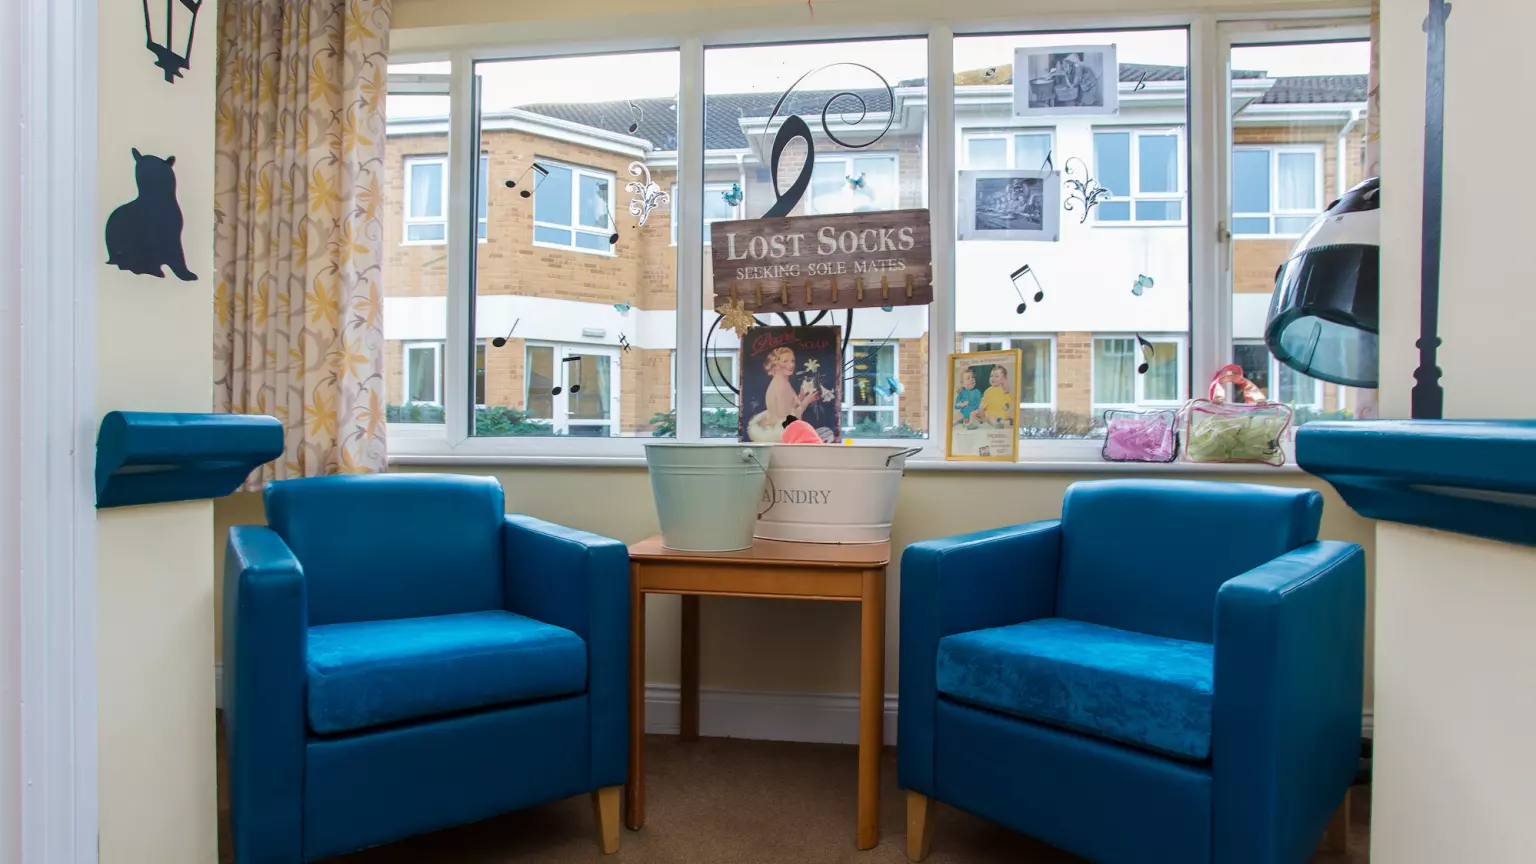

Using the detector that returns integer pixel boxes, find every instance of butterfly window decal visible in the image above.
[873,377,903,400]
[722,182,743,208]
[846,173,866,190]
[614,303,631,316]
[1132,275,1154,296]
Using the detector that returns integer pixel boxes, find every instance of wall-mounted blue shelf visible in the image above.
[1296,419,1536,548]
[95,412,284,508]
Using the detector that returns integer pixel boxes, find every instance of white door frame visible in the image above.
[3,0,100,859]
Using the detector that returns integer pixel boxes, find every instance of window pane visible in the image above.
[533,225,571,246]
[1093,338,1135,406]
[1016,339,1052,405]
[707,38,930,440]
[967,138,1007,169]
[533,163,573,226]
[960,29,1190,438]
[1094,132,1131,197]
[409,161,443,218]
[1229,38,1376,430]
[461,50,678,436]
[703,189,735,222]
[1232,342,1271,401]
[524,346,554,420]
[478,156,489,221]
[579,174,610,229]
[1095,200,1131,221]
[474,343,487,405]
[1274,215,1315,234]
[1137,134,1179,194]
[1233,149,1271,213]
[406,347,437,403]
[1014,134,1052,172]
[1134,200,1181,221]
[407,223,446,243]
[1277,152,1317,210]
[1144,342,1179,401]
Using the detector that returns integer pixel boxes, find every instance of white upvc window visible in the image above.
[843,342,901,432]
[531,160,618,255]
[961,129,1055,171]
[702,349,739,412]
[403,154,488,244]
[961,335,1057,420]
[1090,334,1188,413]
[672,182,742,245]
[1231,144,1326,237]
[402,341,443,404]
[522,342,623,436]
[1092,127,1186,225]
[806,153,899,214]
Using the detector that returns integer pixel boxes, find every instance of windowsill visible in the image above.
[532,239,618,258]
[387,450,1303,474]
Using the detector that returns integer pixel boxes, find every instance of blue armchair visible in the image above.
[899,479,1365,864]
[223,474,629,862]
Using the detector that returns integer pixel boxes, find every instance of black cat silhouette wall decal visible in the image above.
[104,148,197,281]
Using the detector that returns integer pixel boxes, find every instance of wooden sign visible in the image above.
[710,208,932,313]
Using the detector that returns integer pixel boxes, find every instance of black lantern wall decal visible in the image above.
[142,0,204,83]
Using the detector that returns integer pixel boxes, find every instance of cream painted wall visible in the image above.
[1371,1,1536,862]
[96,0,218,860]
[214,468,1376,701]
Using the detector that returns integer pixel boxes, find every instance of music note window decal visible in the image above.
[1009,264,1045,314]
[506,163,549,199]
[552,356,581,396]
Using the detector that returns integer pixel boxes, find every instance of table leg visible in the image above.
[680,594,700,742]
[626,571,646,831]
[857,567,886,850]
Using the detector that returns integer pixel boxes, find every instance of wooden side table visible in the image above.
[625,535,891,850]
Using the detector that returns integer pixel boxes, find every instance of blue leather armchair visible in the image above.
[899,480,1365,864]
[223,474,629,862]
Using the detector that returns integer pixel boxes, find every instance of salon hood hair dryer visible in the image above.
[1265,176,1381,388]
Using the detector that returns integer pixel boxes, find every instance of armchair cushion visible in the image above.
[305,610,586,735]
[937,617,1215,761]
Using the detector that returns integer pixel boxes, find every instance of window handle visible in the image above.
[1217,221,1232,244]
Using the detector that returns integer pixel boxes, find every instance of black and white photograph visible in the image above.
[958,170,1061,242]
[1013,44,1119,117]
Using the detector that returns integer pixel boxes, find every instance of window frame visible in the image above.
[402,154,489,245]
[530,159,620,257]
[382,16,1367,464]
[960,129,1056,171]
[402,341,444,405]
[842,341,902,432]
[1089,334,1189,411]
[803,151,901,215]
[1091,126,1188,227]
[1230,143,1326,238]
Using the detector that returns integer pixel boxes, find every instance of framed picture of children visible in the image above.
[737,325,842,443]
[946,349,1022,461]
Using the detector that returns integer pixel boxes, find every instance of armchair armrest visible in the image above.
[222,525,307,864]
[1213,541,1366,864]
[502,515,629,789]
[897,520,1062,794]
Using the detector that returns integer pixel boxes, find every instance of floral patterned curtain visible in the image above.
[214,0,390,485]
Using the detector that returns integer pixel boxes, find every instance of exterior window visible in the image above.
[962,131,1054,171]
[1092,129,1185,223]
[962,336,1055,430]
[1233,341,1323,410]
[807,154,899,214]
[1092,335,1184,412]
[672,183,742,244]
[844,343,900,434]
[523,343,621,436]
[1232,146,1324,236]
[702,351,738,412]
[403,342,442,404]
[532,161,617,254]
[403,154,488,243]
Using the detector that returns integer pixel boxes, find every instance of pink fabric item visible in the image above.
[780,420,822,444]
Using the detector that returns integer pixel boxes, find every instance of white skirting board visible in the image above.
[213,666,1373,746]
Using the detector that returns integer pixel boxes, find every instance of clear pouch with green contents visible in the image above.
[1181,364,1294,467]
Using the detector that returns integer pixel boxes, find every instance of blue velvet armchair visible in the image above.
[898,479,1365,864]
[222,474,629,862]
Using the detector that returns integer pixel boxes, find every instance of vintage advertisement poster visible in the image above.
[738,326,842,443]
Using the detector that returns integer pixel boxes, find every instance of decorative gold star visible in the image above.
[716,297,757,338]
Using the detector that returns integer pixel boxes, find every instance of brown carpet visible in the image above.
[219,732,1370,863]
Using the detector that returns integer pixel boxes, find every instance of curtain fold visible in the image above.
[214,0,391,486]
